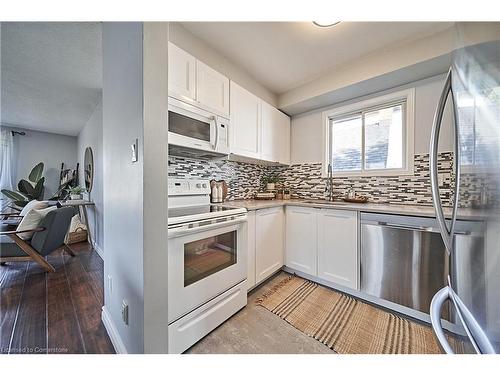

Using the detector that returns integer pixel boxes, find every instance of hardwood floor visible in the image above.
[0,242,115,354]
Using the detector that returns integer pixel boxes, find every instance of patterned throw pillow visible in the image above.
[16,206,56,240]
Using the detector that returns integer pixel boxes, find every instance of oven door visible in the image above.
[168,216,248,323]
[168,97,217,152]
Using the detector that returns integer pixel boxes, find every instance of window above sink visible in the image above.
[322,88,415,177]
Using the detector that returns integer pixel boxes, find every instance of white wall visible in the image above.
[102,22,169,354]
[103,22,145,354]
[6,126,77,197]
[291,75,454,165]
[142,22,169,353]
[77,99,103,253]
[169,22,277,106]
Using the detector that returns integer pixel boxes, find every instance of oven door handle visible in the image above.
[168,215,247,238]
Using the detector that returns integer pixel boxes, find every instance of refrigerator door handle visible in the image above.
[449,76,461,242]
[430,68,454,255]
[449,287,496,354]
[430,286,455,354]
[430,286,496,354]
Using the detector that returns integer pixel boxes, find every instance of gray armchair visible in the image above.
[0,207,76,272]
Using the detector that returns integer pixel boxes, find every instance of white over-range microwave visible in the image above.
[168,97,230,158]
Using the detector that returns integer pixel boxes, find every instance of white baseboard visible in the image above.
[93,241,104,260]
[102,306,127,354]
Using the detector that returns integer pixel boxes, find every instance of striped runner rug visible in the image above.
[256,275,467,354]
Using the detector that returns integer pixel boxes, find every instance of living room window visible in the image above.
[322,88,415,177]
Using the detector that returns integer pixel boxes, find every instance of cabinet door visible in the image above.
[255,207,284,283]
[196,60,230,116]
[318,209,358,290]
[285,206,317,275]
[230,81,261,159]
[277,109,291,165]
[261,102,290,164]
[168,42,196,102]
[246,211,256,291]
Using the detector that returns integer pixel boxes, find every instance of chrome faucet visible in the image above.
[325,163,335,201]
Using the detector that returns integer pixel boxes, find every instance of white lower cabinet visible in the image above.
[317,209,358,290]
[285,206,317,275]
[255,207,284,283]
[284,206,359,291]
[246,211,256,290]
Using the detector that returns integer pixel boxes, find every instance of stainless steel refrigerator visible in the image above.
[429,23,500,354]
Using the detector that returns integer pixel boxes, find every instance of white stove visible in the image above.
[167,178,248,353]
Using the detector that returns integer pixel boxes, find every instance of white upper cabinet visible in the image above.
[317,209,358,290]
[285,206,317,275]
[168,42,229,117]
[230,81,261,159]
[168,42,196,102]
[169,42,290,164]
[196,60,230,116]
[261,101,291,165]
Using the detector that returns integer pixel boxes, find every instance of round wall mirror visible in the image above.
[84,147,94,193]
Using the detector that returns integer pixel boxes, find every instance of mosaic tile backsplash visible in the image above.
[277,153,455,206]
[168,156,271,200]
[168,152,496,207]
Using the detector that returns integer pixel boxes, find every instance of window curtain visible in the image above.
[0,128,15,210]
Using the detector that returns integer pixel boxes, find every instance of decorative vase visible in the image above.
[266,183,275,190]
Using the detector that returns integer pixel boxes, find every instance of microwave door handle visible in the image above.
[430,67,453,255]
[210,116,218,151]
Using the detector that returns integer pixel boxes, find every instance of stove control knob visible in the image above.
[196,183,202,188]
[202,183,207,188]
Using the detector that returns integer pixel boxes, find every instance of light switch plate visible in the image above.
[131,139,138,163]
[121,300,129,325]
[108,275,112,294]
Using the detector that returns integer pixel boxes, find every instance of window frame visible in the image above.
[322,88,415,177]
[456,91,499,174]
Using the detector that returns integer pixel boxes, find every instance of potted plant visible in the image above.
[67,186,86,200]
[261,174,281,191]
[1,162,45,207]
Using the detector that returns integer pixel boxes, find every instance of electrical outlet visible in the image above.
[108,275,113,294]
[121,300,129,325]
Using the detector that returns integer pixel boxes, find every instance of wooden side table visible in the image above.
[59,200,95,249]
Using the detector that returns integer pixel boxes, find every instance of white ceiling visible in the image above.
[181,22,454,95]
[1,22,102,136]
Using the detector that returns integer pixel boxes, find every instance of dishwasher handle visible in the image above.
[376,221,436,232]
[362,220,472,235]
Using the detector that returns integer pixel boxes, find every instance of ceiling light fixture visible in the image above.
[312,21,341,28]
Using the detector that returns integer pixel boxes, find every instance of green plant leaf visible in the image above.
[28,162,44,183]
[18,179,35,198]
[1,189,28,202]
[14,200,28,207]
[33,177,45,200]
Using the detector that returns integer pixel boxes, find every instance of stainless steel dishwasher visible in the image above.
[360,212,485,320]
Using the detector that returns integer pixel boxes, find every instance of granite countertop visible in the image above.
[219,199,492,220]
